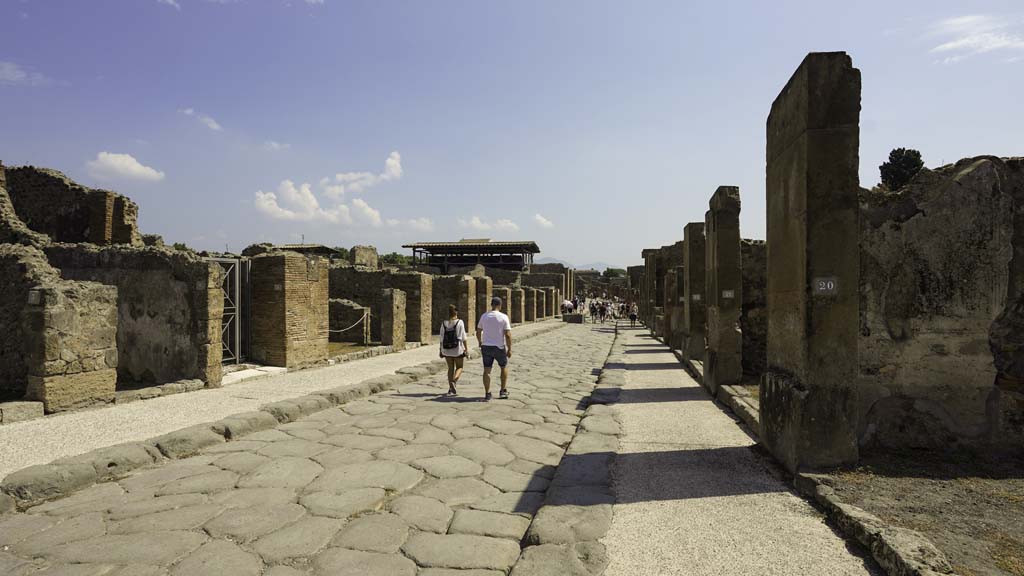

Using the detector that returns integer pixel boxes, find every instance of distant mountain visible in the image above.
[576,261,618,272]
[535,257,623,272]
[535,256,574,267]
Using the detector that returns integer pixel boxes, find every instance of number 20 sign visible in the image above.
[813,277,839,296]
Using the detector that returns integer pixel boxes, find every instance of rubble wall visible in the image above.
[859,156,1024,449]
[46,244,223,386]
[432,275,476,336]
[329,299,370,344]
[6,166,142,245]
[0,161,49,247]
[741,239,767,380]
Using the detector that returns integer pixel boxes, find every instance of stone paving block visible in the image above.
[252,516,344,562]
[331,512,409,552]
[411,427,456,444]
[300,487,385,518]
[203,439,267,454]
[475,419,534,435]
[313,547,417,576]
[13,512,106,556]
[565,432,617,455]
[363,427,415,441]
[45,530,208,565]
[56,443,160,483]
[312,447,375,469]
[449,509,532,540]
[107,503,223,535]
[0,401,43,424]
[510,542,609,576]
[377,443,449,463]
[493,435,564,466]
[414,478,499,506]
[117,463,218,494]
[550,452,614,487]
[170,539,262,576]
[388,495,453,533]
[306,461,422,493]
[482,466,550,492]
[245,429,293,442]
[414,455,483,478]
[320,434,404,451]
[0,552,37,576]
[209,487,297,509]
[204,502,306,541]
[470,491,545,517]
[579,415,619,435]
[107,493,207,520]
[155,469,238,496]
[519,427,572,446]
[212,451,270,474]
[256,438,331,459]
[403,532,521,571]
[237,457,322,489]
[450,438,515,465]
[507,459,557,479]
[260,401,304,423]
[451,426,491,439]
[0,512,58,546]
[265,566,308,576]
[27,482,126,516]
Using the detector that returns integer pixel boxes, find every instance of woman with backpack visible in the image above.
[439,304,468,395]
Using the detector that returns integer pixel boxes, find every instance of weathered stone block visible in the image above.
[381,288,406,347]
[704,186,743,394]
[25,369,116,413]
[250,252,328,368]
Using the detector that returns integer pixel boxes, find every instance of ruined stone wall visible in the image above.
[741,239,767,381]
[483,267,522,287]
[526,266,568,294]
[329,266,386,313]
[6,166,142,246]
[250,252,328,368]
[475,276,493,327]
[351,245,379,269]
[329,299,370,344]
[506,287,524,324]
[1,244,119,411]
[432,275,476,336]
[524,288,538,322]
[521,273,565,298]
[536,289,547,319]
[0,162,49,247]
[493,286,513,322]
[858,156,1024,450]
[388,272,432,343]
[46,244,223,386]
[380,288,406,347]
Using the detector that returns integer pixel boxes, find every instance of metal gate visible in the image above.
[208,257,250,364]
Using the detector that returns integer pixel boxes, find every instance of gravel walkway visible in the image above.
[0,321,558,479]
[0,323,614,575]
[601,326,883,576]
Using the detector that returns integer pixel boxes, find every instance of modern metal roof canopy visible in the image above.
[402,240,541,272]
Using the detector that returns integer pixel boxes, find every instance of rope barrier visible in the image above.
[327,311,369,333]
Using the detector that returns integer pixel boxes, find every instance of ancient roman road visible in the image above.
[0,321,885,575]
[602,326,882,576]
[0,323,615,576]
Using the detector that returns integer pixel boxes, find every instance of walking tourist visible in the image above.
[630,303,639,327]
[476,296,513,401]
[438,304,467,395]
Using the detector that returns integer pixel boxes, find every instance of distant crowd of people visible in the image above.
[561,294,639,327]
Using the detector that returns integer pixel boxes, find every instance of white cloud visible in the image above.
[407,217,434,232]
[157,0,181,9]
[87,152,165,182]
[0,61,53,87]
[328,151,403,197]
[178,107,223,131]
[928,14,1024,64]
[254,180,352,224]
[458,216,519,232]
[263,140,290,151]
[351,198,383,227]
[534,213,554,228]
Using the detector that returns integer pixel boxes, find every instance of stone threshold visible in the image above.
[0,321,569,515]
[642,322,955,576]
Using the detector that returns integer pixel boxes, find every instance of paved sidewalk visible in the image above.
[0,321,559,479]
[0,323,614,575]
[601,326,881,575]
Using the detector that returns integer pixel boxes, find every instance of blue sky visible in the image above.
[2,0,1022,268]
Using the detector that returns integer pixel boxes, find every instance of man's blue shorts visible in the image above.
[481,345,508,368]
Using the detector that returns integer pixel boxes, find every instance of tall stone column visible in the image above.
[524,288,537,322]
[704,186,743,395]
[682,223,706,361]
[509,287,525,324]
[762,52,861,473]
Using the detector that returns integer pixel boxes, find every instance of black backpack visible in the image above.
[442,320,460,350]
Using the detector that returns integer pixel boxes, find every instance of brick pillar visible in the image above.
[682,223,706,361]
[524,288,537,322]
[381,288,406,348]
[250,252,329,368]
[509,287,524,324]
[475,276,493,327]
[762,52,861,473]
[535,289,546,319]
[704,186,744,394]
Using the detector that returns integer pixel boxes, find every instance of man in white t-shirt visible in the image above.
[476,296,513,401]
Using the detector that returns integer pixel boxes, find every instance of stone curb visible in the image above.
[794,473,957,576]
[0,320,568,512]
[513,321,625,576]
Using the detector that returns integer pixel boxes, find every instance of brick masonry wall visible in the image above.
[388,272,432,343]
[525,288,537,322]
[506,287,524,324]
[46,244,223,387]
[475,276,493,327]
[432,275,475,338]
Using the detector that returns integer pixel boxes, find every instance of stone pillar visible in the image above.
[536,289,546,319]
[508,287,524,324]
[475,276,493,327]
[704,186,744,394]
[250,252,329,368]
[762,52,861,473]
[380,288,406,348]
[524,288,537,322]
[545,287,557,317]
[682,223,706,361]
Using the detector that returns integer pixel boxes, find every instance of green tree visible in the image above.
[602,268,626,279]
[879,148,924,191]
[380,252,412,266]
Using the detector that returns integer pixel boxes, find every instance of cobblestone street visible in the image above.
[0,323,615,576]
